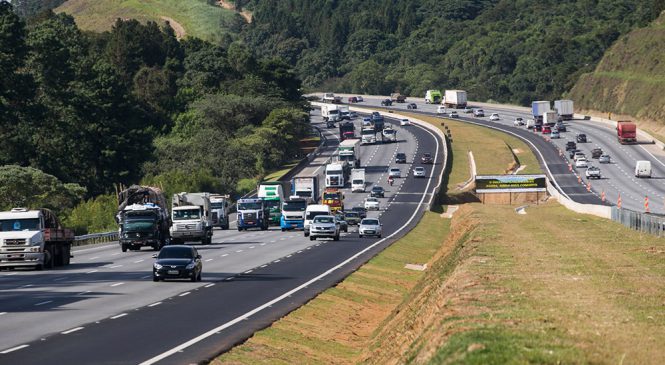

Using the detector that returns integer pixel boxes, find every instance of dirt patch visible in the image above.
[160,16,185,39]
[218,0,253,23]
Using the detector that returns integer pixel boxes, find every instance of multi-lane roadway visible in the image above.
[0,109,444,364]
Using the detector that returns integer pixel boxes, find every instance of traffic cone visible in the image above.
[645,195,650,213]
[578,176,582,184]
[617,193,622,209]
[586,182,591,192]
[601,191,606,202]
[568,164,572,172]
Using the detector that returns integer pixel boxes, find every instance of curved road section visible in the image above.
[0,109,444,364]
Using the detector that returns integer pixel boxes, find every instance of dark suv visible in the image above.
[370,186,385,198]
[395,152,407,163]
[421,153,433,164]
[565,141,576,151]
[576,133,587,143]
[381,99,392,106]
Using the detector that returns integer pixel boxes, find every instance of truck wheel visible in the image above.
[121,244,128,252]
[44,246,54,269]
[304,231,309,237]
[310,236,315,241]
[334,234,340,241]
[281,228,285,232]
[223,223,229,230]
[237,227,242,232]
[63,245,71,265]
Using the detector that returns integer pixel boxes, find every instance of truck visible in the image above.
[361,127,376,145]
[554,100,574,120]
[382,127,397,143]
[322,92,342,104]
[338,105,351,120]
[325,163,348,188]
[290,175,319,203]
[0,208,74,270]
[391,92,406,103]
[531,101,551,124]
[617,121,637,144]
[280,198,308,231]
[337,138,361,168]
[117,185,171,252]
[425,90,442,104]
[258,182,285,226]
[322,188,345,213]
[321,104,341,127]
[371,112,385,132]
[210,195,230,230]
[170,192,213,244]
[236,198,270,231]
[339,121,355,141]
[543,111,559,127]
[351,168,366,192]
[635,161,652,178]
[443,90,467,108]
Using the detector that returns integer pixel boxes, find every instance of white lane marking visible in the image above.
[274,259,281,263]
[204,283,215,288]
[286,255,292,258]
[179,292,190,297]
[244,270,253,274]
[141,275,151,279]
[86,270,98,274]
[260,243,266,246]
[148,302,162,307]
[110,282,124,287]
[78,291,91,296]
[19,284,33,288]
[111,253,120,256]
[35,300,53,306]
[221,254,229,257]
[2,272,17,276]
[249,246,255,249]
[111,313,127,319]
[0,344,29,354]
[89,256,100,260]
[53,277,67,281]
[62,327,84,334]
[134,259,145,263]
[260,265,267,268]
[0,312,6,316]
[109,265,123,269]
[235,250,243,253]
[205,259,213,262]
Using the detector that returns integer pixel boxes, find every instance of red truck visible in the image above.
[617,121,637,144]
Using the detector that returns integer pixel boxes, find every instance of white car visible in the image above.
[513,117,524,126]
[359,218,382,238]
[436,106,446,114]
[308,215,340,241]
[550,130,560,139]
[573,152,586,161]
[413,166,426,177]
[362,118,372,127]
[400,118,411,126]
[448,111,459,118]
[489,113,500,121]
[575,158,588,168]
[388,168,401,178]
[364,197,380,211]
[356,96,364,102]
[463,107,473,113]
[382,128,397,142]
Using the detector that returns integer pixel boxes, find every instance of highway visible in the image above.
[346,94,665,214]
[0,109,444,364]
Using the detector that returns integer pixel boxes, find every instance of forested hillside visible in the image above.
[241,0,665,105]
[0,2,306,230]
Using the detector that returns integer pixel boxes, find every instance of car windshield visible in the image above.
[372,186,383,191]
[264,200,280,209]
[173,209,200,220]
[390,169,399,172]
[367,198,377,202]
[415,167,424,171]
[0,218,40,231]
[423,153,431,157]
[238,202,262,210]
[314,216,334,223]
[283,201,307,212]
[397,153,405,158]
[345,212,359,218]
[158,247,194,259]
[362,219,379,226]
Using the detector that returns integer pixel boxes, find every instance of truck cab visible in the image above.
[170,192,213,245]
[361,128,376,145]
[119,204,166,252]
[425,90,442,104]
[210,195,230,230]
[325,163,346,188]
[258,183,284,226]
[323,188,345,213]
[280,198,308,231]
[237,198,270,231]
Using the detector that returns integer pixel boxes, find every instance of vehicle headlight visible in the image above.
[29,246,41,252]
[153,263,163,270]
[186,262,196,270]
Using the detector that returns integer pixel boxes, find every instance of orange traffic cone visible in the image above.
[645,195,650,213]
[601,191,606,202]
[617,193,622,209]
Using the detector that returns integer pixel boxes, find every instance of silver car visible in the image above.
[309,215,340,241]
[413,166,426,177]
[359,218,382,238]
[599,154,611,164]
[388,168,401,178]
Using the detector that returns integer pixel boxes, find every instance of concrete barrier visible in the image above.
[546,180,612,219]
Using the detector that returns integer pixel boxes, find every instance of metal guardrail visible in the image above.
[611,207,665,238]
[73,231,118,246]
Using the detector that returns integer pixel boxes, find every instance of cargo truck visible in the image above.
[339,121,355,141]
[361,127,376,145]
[390,93,406,103]
[117,185,171,252]
[325,163,347,188]
[210,195,230,230]
[617,121,637,144]
[531,101,551,124]
[371,113,385,132]
[236,198,270,231]
[543,111,559,127]
[0,208,74,270]
[337,138,361,168]
[351,168,366,192]
[425,90,442,104]
[554,100,574,120]
[443,90,467,108]
[171,192,213,244]
[321,104,341,127]
[258,182,284,226]
[280,198,308,231]
[290,176,319,203]
[322,188,345,213]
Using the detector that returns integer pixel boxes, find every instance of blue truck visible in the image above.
[236,198,270,231]
[280,198,308,231]
[371,112,385,132]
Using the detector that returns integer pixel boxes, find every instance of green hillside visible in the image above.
[570,11,665,125]
[56,0,241,43]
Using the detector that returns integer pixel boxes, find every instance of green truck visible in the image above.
[257,182,285,226]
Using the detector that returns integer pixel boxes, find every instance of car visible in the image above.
[575,157,589,168]
[334,213,348,233]
[568,149,580,159]
[576,133,587,143]
[414,166,426,177]
[421,153,433,164]
[382,128,397,142]
[550,130,560,139]
[542,126,552,134]
[591,148,603,159]
[473,109,485,117]
[356,96,364,102]
[489,113,500,121]
[436,105,446,114]
[309,215,340,241]
[463,107,473,113]
[513,117,524,126]
[358,218,382,238]
[370,185,385,198]
[400,118,411,126]
[556,122,566,132]
[565,141,577,151]
[599,154,611,164]
[388,168,401,178]
[343,211,361,226]
[585,166,601,179]
[407,103,417,110]
[362,117,372,127]
[351,206,367,219]
[349,111,358,119]
[448,111,459,118]
[395,152,407,163]
[348,96,358,103]
[364,197,380,211]
[381,99,392,106]
[573,151,586,161]
[152,245,202,282]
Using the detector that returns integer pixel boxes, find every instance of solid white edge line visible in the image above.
[148,302,162,307]
[111,313,127,319]
[62,327,84,335]
[0,344,29,354]
[139,107,441,365]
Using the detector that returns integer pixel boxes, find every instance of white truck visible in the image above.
[321,104,341,127]
[0,208,74,270]
[443,90,467,108]
[322,92,342,104]
[361,127,376,144]
[351,168,366,192]
[635,161,652,178]
[554,100,574,120]
[543,111,559,126]
[382,127,397,143]
[337,138,361,168]
[325,163,346,188]
[531,101,551,124]
[170,192,213,245]
[210,195,230,230]
[290,175,319,203]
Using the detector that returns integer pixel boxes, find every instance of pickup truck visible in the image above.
[585,166,601,179]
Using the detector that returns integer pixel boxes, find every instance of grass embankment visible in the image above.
[56,0,237,43]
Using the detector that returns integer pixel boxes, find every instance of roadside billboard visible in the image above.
[475,174,547,193]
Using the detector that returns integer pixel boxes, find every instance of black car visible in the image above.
[591,148,603,158]
[421,152,433,164]
[152,245,202,282]
[381,99,392,106]
[351,206,367,219]
[576,133,587,143]
[395,152,407,163]
[344,211,361,225]
[565,141,577,151]
[371,185,385,198]
[407,103,417,110]
[556,122,567,132]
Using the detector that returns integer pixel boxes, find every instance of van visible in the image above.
[436,105,446,115]
[304,204,331,237]
[635,160,652,178]
[526,119,535,129]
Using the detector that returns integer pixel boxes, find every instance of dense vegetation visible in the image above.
[0,2,306,231]
[241,0,665,105]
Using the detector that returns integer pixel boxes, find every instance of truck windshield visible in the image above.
[326,169,342,175]
[173,209,201,220]
[0,218,40,231]
[323,193,340,200]
[282,201,307,211]
[123,219,155,232]
[210,202,225,209]
[362,130,374,135]
[238,202,262,210]
[352,179,363,184]
[294,191,312,198]
[264,200,280,209]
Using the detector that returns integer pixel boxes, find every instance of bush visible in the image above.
[64,194,117,235]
